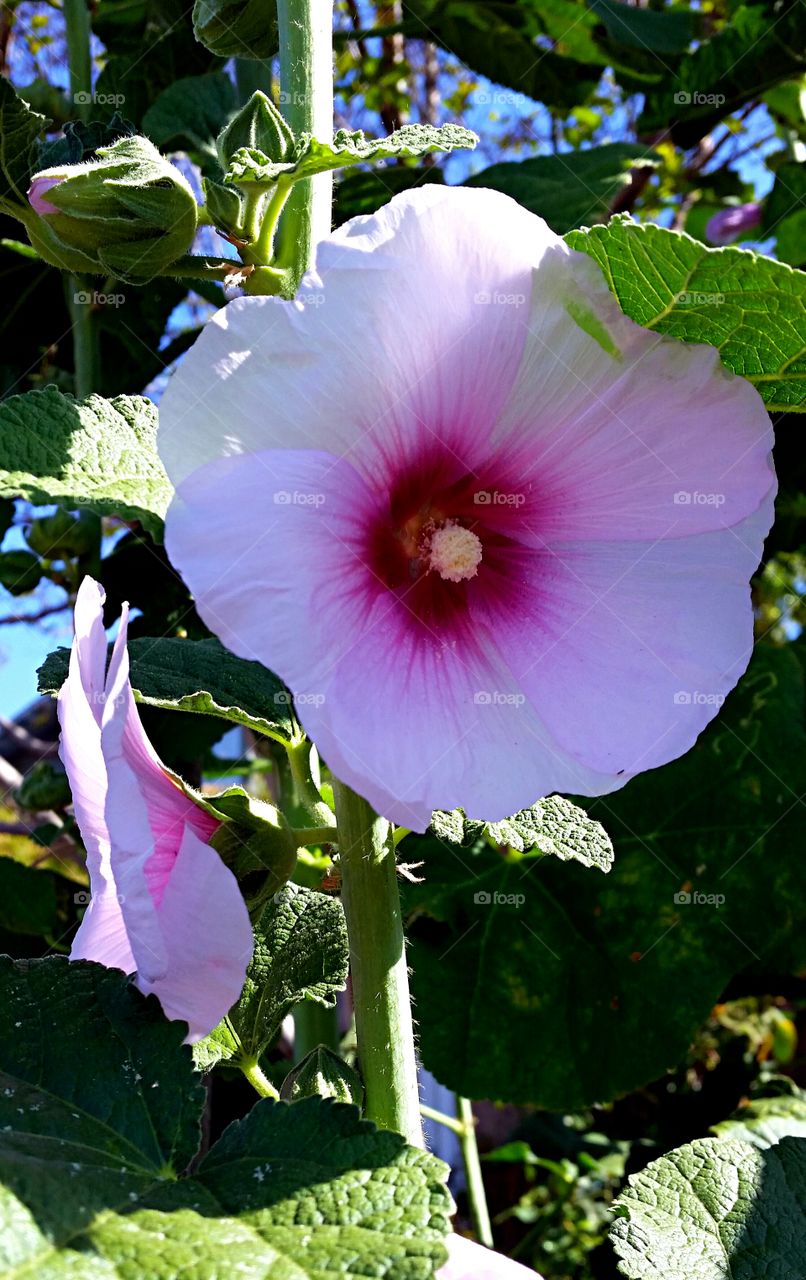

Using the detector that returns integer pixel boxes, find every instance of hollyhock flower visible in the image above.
[438,1236,537,1279]
[59,576,253,1041]
[159,187,775,831]
[706,202,763,246]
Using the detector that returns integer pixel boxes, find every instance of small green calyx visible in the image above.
[26,136,198,282]
[216,92,295,173]
[281,1045,364,1108]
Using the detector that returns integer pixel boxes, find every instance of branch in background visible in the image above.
[0,716,59,757]
[377,1,406,134]
[344,0,369,61]
[0,601,70,627]
[685,102,757,179]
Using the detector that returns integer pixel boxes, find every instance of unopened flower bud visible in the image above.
[26,136,198,282]
[216,91,295,171]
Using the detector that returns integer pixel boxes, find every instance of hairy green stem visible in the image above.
[420,1102,466,1136]
[332,779,423,1147]
[62,0,98,397]
[293,824,338,846]
[63,0,93,120]
[241,1058,280,1099]
[66,280,100,398]
[286,739,335,826]
[274,0,334,291]
[458,1096,494,1247]
[293,1000,339,1061]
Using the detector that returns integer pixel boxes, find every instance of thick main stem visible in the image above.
[275,0,334,290]
[63,0,99,397]
[63,0,92,120]
[332,779,423,1147]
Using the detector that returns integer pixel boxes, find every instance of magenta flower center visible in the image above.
[364,448,533,631]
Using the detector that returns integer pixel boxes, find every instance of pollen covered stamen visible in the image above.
[427,522,483,583]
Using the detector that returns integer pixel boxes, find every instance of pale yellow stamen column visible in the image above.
[428,523,483,583]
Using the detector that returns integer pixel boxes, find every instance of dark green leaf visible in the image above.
[641,2,806,146]
[0,860,57,936]
[143,72,237,172]
[402,0,601,108]
[466,143,659,234]
[0,75,49,213]
[334,166,444,224]
[38,634,298,745]
[407,647,806,1108]
[764,160,806,267]
[587,0,697,55]
[0,549,42,595]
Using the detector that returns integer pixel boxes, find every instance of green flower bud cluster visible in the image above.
[27,136,198,282]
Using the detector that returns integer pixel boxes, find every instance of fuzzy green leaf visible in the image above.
[610,1136,806,1280]
[711,1085,806,1150]
[567,217,806,411]
[431,795,614,870]
[227,123,477,186]
[195,884,349,1070]
[0,957,451,1278]
[0,387,171,537]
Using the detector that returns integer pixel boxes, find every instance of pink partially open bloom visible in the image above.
[59,577,253,1041]
[705,202,763,246]
[438,1236,537,1280]
[160,187,775,831]
[27,174,64,216]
